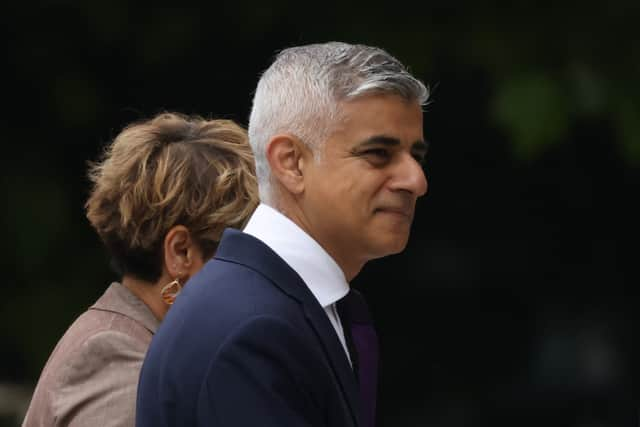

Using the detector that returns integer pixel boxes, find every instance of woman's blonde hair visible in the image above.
[85,112,258,282]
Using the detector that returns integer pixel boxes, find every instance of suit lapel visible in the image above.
[215,229,361,426]
[301,298,361,426]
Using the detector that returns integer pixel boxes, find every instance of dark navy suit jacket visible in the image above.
[136,229,361,426]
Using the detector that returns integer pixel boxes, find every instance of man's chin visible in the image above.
[372,235,410,258]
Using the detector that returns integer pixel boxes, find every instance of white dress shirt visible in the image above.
[243,203,351,364]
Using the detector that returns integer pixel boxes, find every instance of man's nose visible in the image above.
[392,153,428,197]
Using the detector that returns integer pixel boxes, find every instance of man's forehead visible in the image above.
[333,115,424,142]
[340,95,421,121]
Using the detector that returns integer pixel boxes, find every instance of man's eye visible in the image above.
[412,153,426,164]
[363,149,390,159]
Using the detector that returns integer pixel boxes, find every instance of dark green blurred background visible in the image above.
[2,1,637,426]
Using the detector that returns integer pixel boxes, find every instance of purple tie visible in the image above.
[338,290,379,427]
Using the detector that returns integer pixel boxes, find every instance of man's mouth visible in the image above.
[375,207,413,220]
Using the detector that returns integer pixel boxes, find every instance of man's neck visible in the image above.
[263,200,364,281]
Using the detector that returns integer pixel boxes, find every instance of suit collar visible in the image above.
[215,228,361,426]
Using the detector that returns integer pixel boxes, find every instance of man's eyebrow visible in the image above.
[353,136,429,159]
[355,136,428,149]
[355,136,401,148]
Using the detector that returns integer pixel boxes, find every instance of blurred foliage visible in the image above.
[4,1,639,164]
[492,72,571,160]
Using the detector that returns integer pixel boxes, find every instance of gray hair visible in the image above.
[248,41,429,203]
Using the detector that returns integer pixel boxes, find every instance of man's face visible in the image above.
[301,94,428,277]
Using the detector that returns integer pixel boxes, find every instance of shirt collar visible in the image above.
[243,203,349,308]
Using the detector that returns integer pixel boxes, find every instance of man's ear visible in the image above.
[265,134,310,194]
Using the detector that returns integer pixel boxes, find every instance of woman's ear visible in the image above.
[163,225,203,280]
[265,134,310,195]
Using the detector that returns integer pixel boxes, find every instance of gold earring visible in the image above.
[160,278,182,305]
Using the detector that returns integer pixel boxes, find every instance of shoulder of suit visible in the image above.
[27,318,147,426]
[39,311,149,391]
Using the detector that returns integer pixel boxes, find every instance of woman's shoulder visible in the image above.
[40,321,143,426]
[37,283,154,386]
[57,284,154,356]
[23,292,150,426]
[43,300,151,381]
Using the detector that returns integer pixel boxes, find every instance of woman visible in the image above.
[22,112,258,426]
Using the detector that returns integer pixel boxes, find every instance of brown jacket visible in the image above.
[22,283,159,427]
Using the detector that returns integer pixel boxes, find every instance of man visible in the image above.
[137,41,429,427]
